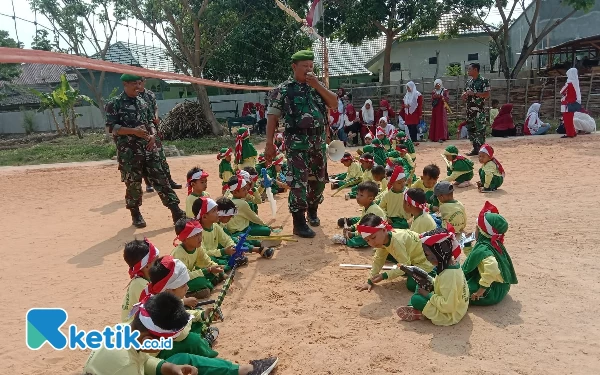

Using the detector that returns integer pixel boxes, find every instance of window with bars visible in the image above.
[391,63,402,71]
[468,53,479,61]
[429,57,438,65]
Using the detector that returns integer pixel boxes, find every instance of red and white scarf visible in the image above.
[341,153,353,163]
[186,169,209,195]
[376,125,386,138]
[129,238,160,279]
[357,220,393,238]
[359,154,374,164]
[404,191,429,212]
[387,166,406,190]
[228,173,247,192]
[173,220,203,246]
[478,201,504,254]
[217,148,232,160]
[479,144,505,178]
[138,256,190,303]
[420,224,461,260]
[128,301,191,338]
[235,128,250,164]
[195,197,218,220]
[217,207,238,217]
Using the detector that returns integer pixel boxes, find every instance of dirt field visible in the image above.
[2,135,599,375]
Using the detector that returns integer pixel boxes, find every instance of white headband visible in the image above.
[161,260,190,291]
[218,207,238,217]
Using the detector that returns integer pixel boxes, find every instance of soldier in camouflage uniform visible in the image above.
[462,63,491,156]
[138,79,182,193]
[105,74,185,228]
[265,50,338,238]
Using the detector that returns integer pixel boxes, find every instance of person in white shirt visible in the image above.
[524,103,551,135]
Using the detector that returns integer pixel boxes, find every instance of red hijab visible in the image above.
[491,104,515,131]
[346,104,357,122]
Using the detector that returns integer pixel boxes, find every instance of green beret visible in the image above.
[291,50,314,62]
[396,131,406,138]
[237,127,248,135]
[120,74,143,82]
[444,145,459,156]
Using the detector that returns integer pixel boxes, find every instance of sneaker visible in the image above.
[261,247,275,259]
[205,327,219,347]
[248,357,279,375]
[187,288,211,299]
[235,256,249,267]
[145,185,154,193]
[331,234,347,245]
[456,181,472,188]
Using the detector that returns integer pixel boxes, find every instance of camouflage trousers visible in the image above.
[116,136,180,209]
[284,131,329,213]
[144,136,173,185]
[466,109,487,147]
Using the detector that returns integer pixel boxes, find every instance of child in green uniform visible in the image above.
[396,131,416,161]
[242,167,263,213]
[356,134,373,156]
[379,166,410,229]
[346,153,375,200]
[477,143,505,192]
[186,167,210,218]
[333,182,386,248]
[235,127,258,170]
[411,164,440,210]
[371,165,387,202]
[462,201,518,306]
[224,175,272,237]
[171,218,223,297]
[404,188,438,235]
[396,228,469,325]
[376,125,392,151]
[442,145,474,188]
[353,214,433,292]
[331,152,362,190]
[218,148,234,194]
[371,138,388,167]
[394,145,416,184]
[121,239,159,322]
[84,292,279,375]
[268,154,288,195]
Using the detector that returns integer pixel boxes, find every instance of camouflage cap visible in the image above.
[120,74,143,82]
[291,50,314,62]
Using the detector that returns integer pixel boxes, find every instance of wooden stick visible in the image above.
[339,264,398,270]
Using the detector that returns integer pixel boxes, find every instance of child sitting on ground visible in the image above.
[172,218,223,298]
[274,132,285,154]
[241,167,263,213]
[404,188,438,234]
[376,123,392,150]
[346,153,375,200]
[84,292,279,375]
[186,167,210,218]
[477,143,505,193]
[224,175,272,237]
[218,148,234,193]
[268,154,288,194]
[235,127,258,170]
[144,256,219,359]
[395,145,416,183]
[333,182,386,248]
[331,152,362,190]
[371,138,388,167]
[396,131,416,161]
[121,238,159,322]
[442,145,474,188]
[462,202,518,305]
[379,166,410,229]
[354,214,434,292]
[411,164,441,210]
[357,133,374,156]
[434,181,467,234]
[395,227,469,325]
[371,165,387,202]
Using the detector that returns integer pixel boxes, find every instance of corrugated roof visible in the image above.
[95,42,178,73]
[313,37,385,77]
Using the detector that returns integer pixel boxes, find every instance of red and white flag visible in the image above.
[306,0,324,28]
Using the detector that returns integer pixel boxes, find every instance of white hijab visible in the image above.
[526,103,542,130]
[433,79,444,95]
[562,68,581,103]
[361,99,375,123]
[404,81,421,115]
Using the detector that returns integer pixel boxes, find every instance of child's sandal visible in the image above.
[396,306,423,322]
[260,247,275,259]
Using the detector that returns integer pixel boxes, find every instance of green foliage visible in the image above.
[31,30,57,51]
[21,109,38,135]
[446,64,462,76]
[0,30,22,82]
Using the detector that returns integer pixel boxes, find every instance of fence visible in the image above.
[0,92,266,134]
[344,74,600,123]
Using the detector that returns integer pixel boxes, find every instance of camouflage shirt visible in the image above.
[267,78,328,130]
[465,74,491,112]
[105,91,153,134]
[139,89,158,121]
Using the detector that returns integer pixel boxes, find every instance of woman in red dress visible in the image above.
[560,67,580,138]
[429,78,449,142]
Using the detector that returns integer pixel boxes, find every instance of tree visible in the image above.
[31,29,57,51]
[307,0,456,86]
[29,0,122,128]
[0,30,22,81]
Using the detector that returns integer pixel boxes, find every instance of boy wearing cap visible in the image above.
[235,127,258,170]
[105,73,185,228]
[442,145,474,188]
[185,166,211,218]
[218,148,235,193]
[434,181,467,234]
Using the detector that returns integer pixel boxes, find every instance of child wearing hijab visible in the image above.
[429,79,449,142]
[491,104,516,137]
[345,104,361,146]
[375,99,396,124]
[235,127,258,169]
[396,227,469,325]
[561,67,581,138]
[400,82,423,142]
[442,145,474,188]
[353,214,433,292]
[274,132,285,154]
[524,103,551,135]
[360,99,376,144]
[477,144,505,192]
[462,202,518,305]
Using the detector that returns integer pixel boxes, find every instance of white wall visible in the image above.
[369,36,491,81]
[0,92,267,134]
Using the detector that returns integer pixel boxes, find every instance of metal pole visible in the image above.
[553,76,557,120]
[586,72,594,109]
[323,38,330,89]
[524,77,529,112]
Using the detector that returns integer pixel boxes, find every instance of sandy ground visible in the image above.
[2,135,600,375]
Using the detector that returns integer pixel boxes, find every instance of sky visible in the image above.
[3,1,525,52]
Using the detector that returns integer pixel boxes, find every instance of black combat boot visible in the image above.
[466,143,481,156]
[130,208,147,228]
[292,210,316,238]
[168,204,186,224]
[307,204,320,227]
[168,174,183,189]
